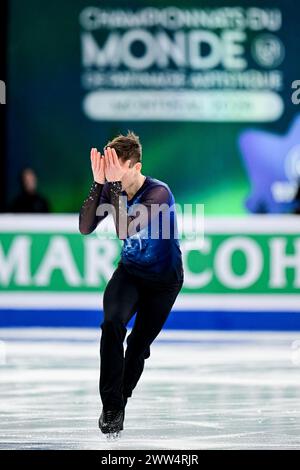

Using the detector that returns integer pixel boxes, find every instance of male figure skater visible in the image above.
[79,131,184,436]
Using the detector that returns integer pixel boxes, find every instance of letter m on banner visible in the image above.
[0,80,6,104]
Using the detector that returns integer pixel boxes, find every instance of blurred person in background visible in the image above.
[293,177,300,214]
[9,167,50,213]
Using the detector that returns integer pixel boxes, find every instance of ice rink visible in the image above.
[1,328,300,450]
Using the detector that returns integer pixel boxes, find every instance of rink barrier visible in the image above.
[1,214,300,329]
[1,308,300,330]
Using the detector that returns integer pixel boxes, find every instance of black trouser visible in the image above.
[99,263,183,410]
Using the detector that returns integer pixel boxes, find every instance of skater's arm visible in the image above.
[79,181,110,234]
[103,146,171,239]
[79,148,110,235]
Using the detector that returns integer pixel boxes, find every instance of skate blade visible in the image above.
[106,430,121,440]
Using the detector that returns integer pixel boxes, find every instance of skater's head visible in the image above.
[104,130,142,176]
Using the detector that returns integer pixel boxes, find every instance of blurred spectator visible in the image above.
[293,182,300,214]
[9,168,50,213]
[294,185,300,215]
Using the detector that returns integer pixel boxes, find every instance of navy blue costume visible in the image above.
[79,175,184,410]
[79,176,183,283]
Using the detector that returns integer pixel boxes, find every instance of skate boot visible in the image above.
[98,408,124,439]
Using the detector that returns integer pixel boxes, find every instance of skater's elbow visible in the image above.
[79,222,94,235]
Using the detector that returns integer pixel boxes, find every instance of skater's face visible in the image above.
[119,158,142,184]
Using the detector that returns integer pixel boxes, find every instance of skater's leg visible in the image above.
[123,279,183,400]
[100,265,139,410]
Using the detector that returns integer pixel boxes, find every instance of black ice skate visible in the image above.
[98,408,124,438]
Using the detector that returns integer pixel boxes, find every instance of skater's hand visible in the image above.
[104,147,131,183]
[90,147,105,184]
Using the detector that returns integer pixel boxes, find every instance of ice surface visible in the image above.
[1,328,300,450]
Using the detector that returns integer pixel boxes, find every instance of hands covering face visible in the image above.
[104,147,131,182]
[90,146,131,184]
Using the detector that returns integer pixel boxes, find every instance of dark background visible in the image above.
[0,0,7,211]
[3,0,300,213]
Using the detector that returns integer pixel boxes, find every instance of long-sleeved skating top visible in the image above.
[79,176,184,284]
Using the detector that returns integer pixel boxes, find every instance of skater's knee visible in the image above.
[101,317,126,330]
[144,345,151,359]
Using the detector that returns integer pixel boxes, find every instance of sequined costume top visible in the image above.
[79,176,184,283]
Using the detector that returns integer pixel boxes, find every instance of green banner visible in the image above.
[1,215,300,312]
